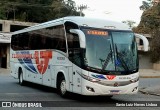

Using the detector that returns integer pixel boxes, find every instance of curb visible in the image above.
[139,89,160,96]
[140,76,160,78]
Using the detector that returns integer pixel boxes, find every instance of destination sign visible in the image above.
[87,30,108,36]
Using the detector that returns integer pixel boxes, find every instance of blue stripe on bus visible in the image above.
[18,59,35,73]
[16,51,38,74]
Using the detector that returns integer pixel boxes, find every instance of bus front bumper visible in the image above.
[81,79,139,96]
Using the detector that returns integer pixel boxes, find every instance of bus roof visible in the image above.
[12,16,131,35]
[64,16,131,30]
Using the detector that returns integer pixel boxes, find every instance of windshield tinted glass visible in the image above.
[81,27,138,75]
[82,29,115,71]
[112,32,138,72]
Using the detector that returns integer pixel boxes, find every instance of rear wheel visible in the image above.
[19,69,25,86]
[58,76,68,97]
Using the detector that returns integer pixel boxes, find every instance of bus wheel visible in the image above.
[107,95,113,98]
[19,69,25,86]
[58,77,68,97]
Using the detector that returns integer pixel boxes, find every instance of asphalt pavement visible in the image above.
[0,68,160,97]
[138,69,160,97]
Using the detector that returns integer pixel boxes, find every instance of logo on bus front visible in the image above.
[91,74,116,80]
[12,51,52,74]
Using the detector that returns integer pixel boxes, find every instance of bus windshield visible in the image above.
[81,27,138,75]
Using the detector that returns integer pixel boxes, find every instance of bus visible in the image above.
[10,16,149,97]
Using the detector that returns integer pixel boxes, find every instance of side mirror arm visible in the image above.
[70,29,86,49]
[135,33,149,52]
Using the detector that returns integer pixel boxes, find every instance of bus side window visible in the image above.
[11,33,30,50]
[64,21,81,66]
[27,25,66,52]
[68,33,81,66]
[11,34,19,50]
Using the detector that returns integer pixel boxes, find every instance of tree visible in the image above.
[135,2,160,63]
[51,0,80,19]
[150,29,160,63]
[140,0,152,11]
[78,4,87,16]
[0,0,81,23]
[122,20,136,29]
[0,7,6,19]
[134,2,160,34]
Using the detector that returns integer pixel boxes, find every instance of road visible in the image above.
[0,74,160,110]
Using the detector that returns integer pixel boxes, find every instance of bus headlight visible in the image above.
[130,77,139,83]
[81,73,100,82]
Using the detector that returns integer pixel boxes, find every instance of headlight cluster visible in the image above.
[79,72,100,82]
[130,77,139,83]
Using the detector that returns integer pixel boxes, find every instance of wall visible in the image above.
[0,20,37,68]
[139,52,153,69]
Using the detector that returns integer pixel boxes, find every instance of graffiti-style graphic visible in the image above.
[12,51,52,74]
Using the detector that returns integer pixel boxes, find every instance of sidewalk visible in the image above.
[0,68,10,75]
[139,69,160,78]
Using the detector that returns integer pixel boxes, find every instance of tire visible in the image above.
[58,76,68,97]
[19,69,25,86]
[107,95,113,98]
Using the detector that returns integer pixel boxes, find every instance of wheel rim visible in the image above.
[60,80,66,95]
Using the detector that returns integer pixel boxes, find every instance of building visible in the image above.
[0,20,37,69]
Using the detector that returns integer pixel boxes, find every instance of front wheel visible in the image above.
[58,77,68,97]
[106,95,113,98]
[19,69,25,86]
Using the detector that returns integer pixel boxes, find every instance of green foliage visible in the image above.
[0,7,7,19]
[150,29,160,63]
[140,0,152,11]
[134,3,160,34]
[135,2,160,63]
[0,0,80,23]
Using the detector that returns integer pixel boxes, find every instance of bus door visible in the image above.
[66,23,82,94]
[72,63,82,94]
[68,47,82,94]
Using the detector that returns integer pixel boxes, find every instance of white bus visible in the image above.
[10,16,149,97]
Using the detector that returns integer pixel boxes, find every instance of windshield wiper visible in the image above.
[86,66,102,73]
[131,41,135,56]
[115,44,129,72]
[101,44,113,71]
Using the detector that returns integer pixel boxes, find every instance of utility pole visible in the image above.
[78,4,87,16]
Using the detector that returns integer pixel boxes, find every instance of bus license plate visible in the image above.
[110,90,121,94]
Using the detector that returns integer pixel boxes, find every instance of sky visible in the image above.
[73,0,145,26]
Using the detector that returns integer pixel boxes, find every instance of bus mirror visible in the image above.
[70,29,86,49]
[135,33,149,52]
